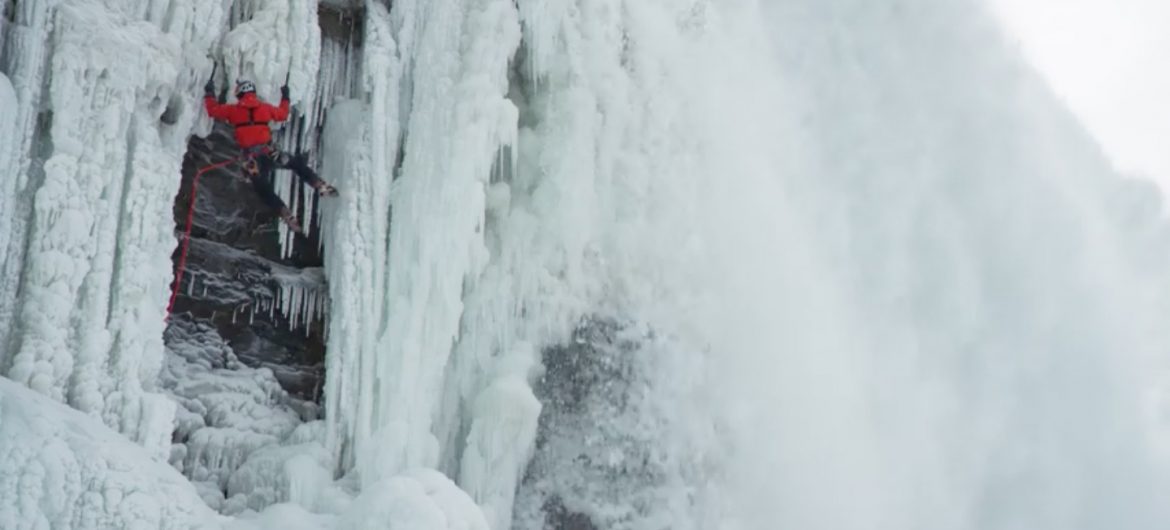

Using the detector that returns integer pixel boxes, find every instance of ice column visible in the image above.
[0,0,60,364]
[0,74,18,368]
[1,0,226,456]
[321,0,401,477]
[322,0,523,496]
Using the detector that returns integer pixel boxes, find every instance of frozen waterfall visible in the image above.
[2,0,1169,529]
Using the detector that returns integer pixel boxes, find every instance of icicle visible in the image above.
[297,286,306,332]
[289,285,298,331]
[304,289,313,337]
[290,285,296,327]
[296,285,304,330]
[305,190,316,239]
[305,290,313,324]
[309,290,318,324]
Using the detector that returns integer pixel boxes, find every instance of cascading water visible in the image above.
[502,0,1170,528]
[0,0,1168,529]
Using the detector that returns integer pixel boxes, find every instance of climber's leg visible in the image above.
[249,167,303,235]
[274,149,338,197]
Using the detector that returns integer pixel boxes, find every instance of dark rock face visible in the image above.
[165,123,327,402]
[515,317,667,530]
[541,495,600,530]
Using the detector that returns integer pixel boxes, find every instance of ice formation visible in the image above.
[272,268,329,335]
[0,378,219,529]
[2,0,1170,529]
[162,319,317,514]
[0,0,212,458]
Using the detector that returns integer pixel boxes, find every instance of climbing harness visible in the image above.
[240,145,269,178]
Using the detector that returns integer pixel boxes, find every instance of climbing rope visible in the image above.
[166,156,242,318]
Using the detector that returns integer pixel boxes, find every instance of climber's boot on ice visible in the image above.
[312,180,339,197]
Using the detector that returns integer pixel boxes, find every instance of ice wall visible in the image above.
[0,0,319,453]
[321,0,522,485]
[320,0,1169,528]
[0,0,223,456]
[0,74,17,318]
[317,1,539,527]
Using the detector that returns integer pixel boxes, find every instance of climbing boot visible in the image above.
[312,180,339,197]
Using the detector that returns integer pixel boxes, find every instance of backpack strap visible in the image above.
[242,107,262,126]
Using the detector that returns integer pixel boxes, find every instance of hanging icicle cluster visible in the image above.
[276,282,330,336]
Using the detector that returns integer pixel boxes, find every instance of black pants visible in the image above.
[247,148,321,211]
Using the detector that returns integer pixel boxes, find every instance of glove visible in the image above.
[280,84,290,100]
[204,79,215,97]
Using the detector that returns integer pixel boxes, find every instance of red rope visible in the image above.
[166,156,241,318]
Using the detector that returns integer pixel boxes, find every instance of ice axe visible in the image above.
[205,59,229,103]
[203,60,217,92]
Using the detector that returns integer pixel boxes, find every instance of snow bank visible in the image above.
[225,504,335,530]
[0,378,220,530]
[225,442,331,514]
[219,469,488,530]
[339,469,489,530]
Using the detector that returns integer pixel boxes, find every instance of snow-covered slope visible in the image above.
[0,378,220,529]
[2,0,1169,529]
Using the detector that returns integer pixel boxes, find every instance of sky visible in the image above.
[987,0,1170,186]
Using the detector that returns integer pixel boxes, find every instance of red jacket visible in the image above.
[204,92,290,148]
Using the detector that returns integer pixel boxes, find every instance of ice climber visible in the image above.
[203,77,338,234]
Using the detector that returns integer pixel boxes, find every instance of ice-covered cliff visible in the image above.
[2,0,1169,529]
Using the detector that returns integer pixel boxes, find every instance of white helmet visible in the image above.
[235,79,256,97]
